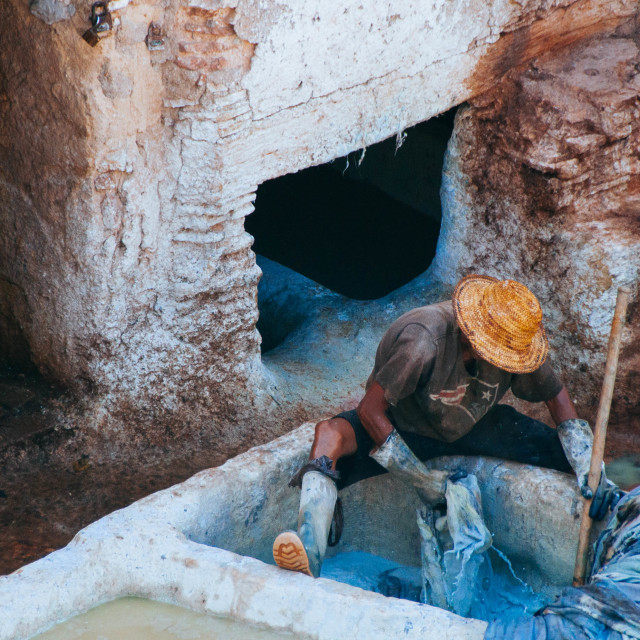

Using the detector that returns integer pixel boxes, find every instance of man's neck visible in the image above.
[460,334,478,376]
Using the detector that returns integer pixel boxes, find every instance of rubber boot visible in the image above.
[273,471,337,578]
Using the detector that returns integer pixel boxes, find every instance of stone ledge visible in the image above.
[0,420,594,640]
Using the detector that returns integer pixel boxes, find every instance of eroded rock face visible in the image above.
[0,0,637,462]
[0,0,271,458]
[433,26,640,428]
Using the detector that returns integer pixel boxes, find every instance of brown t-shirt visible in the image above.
[366,301,563,442]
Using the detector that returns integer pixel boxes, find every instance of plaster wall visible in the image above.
[0,0,637,454]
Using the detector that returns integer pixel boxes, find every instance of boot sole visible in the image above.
[273,531,313,577]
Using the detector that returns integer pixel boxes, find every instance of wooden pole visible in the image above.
[572,286,631,587]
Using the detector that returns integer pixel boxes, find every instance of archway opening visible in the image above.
[246,110,456,352]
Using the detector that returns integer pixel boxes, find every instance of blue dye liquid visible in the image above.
[321,552,422,601]
[321,549,550,624]
[469,547,550,622]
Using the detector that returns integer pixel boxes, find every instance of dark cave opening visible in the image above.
[246,110,456,352]
[249,167,439,301]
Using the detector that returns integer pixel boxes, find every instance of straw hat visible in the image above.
[452,274,549,374]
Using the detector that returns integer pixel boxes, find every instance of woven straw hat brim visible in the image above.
[453,275,549,374]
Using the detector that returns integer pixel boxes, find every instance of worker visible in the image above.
[273,274,621,578]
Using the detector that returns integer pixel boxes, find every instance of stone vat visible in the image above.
[0,422,592,640]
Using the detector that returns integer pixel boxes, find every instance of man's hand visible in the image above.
[547,384,625,521]
[369,429,449,505]
[547,392,594,496]
[589,469,625,521]
[557,418,594,497]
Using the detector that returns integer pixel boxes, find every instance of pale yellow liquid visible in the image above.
[33,597,297,640]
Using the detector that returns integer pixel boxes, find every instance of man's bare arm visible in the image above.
[546,386,579,426]
[358,381,449,504]
[356,381,394,448]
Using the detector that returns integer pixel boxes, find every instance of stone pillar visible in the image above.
[0,0,270,451]
[433,26,640,425]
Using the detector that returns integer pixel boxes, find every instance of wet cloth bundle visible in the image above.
[418,474,493,617]
[419,474,550,622]
[485,487,640,640]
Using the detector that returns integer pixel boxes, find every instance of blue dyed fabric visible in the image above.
[485,488,640,640]
[419,474,550,622]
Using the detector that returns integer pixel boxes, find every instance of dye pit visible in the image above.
[0,424,628,640]
[33,598,296,640]
[605,454,640,492]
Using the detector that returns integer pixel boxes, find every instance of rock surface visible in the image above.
[0,0,637,465]
[29,0,75,25]
[433,27,640,428]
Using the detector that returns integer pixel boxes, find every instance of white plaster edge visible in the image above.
[107,0,130,11]
[0,423,486,640]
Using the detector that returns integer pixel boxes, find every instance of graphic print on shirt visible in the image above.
[429,384,468,406]
[430,379,500,423]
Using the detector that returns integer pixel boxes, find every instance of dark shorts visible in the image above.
[332,404,572,490]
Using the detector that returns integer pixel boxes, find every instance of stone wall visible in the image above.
[432,25,640,428]
[0,0,637,460]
